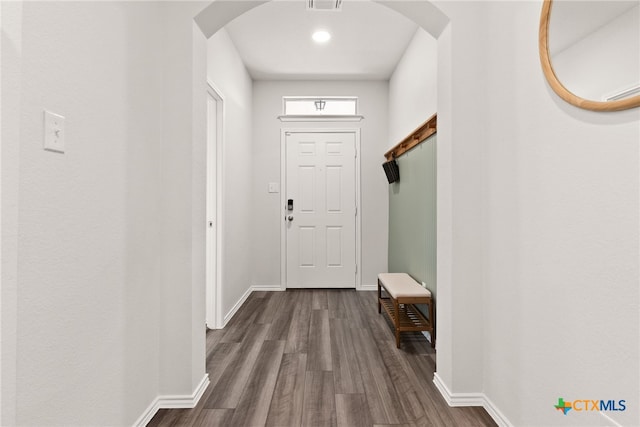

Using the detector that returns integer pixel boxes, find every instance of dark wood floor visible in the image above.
[149,290,496,427]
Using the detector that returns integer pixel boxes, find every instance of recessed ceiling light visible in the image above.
[312,30,331,43]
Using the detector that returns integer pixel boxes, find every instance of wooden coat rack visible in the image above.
[384,113,437,161]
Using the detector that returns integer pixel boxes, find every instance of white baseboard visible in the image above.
[433,373,512,427]
[359,284,377,291]
[251,285,284,292]
[156,374,210,409]
[433,373,485,406]
[223,286,253,327]
[482,395,512,427]
[134,399,160,427]
[133,373,209,427]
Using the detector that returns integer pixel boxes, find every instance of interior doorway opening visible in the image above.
[206,82,224,330]
[195,0,452,386]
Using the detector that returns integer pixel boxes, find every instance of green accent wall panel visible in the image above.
[388,135,437,307]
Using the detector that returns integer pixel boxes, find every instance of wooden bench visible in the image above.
[378,273,435,349]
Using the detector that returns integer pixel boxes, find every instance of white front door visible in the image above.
[285,131,357,288]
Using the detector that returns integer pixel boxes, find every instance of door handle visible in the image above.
[287,215,294,221]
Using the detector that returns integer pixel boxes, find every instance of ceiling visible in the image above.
[549,1,639,55]
[224,1,420,80]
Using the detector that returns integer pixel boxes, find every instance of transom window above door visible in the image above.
[279,96,363,121]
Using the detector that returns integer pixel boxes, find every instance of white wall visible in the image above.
[388,29,438,145]
[2,1,209,424]
[484,2,638,425]
[191,19,209,392]
[206,29,254,319]
[1,1,21,423]
[433,1,640,426]
[3,2,163,424]
[251,80,389,289]
[552,5,639,102]
[158,1,208,400]
[434,18,455,397]
[431,1,488,397]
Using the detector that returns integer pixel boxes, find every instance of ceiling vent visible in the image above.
[307,0,343,11]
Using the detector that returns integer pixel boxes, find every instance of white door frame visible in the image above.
[206,81,224,329]
[280,128,362,290]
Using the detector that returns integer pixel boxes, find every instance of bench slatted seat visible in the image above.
[378,273,435,349]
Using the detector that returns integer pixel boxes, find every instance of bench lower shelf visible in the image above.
[378,296,434,349]
[379,298,432,332]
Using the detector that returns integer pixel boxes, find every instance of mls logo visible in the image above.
[554,398,572,415]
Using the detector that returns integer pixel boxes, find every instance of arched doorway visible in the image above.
[191,0,456,405]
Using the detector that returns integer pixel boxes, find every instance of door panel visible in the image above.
[326,166,343,212]
[286,131,356,288]
[299,226,316,267]
[326,227,343,266]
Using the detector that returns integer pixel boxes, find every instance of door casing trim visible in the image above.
[280,128,362,291]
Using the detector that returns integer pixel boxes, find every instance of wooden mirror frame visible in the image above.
[539,0,640,112]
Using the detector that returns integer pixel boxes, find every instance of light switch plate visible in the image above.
[268,182,279,193]
[44,110,65,153]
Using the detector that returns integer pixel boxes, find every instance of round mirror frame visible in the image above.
[539,0,640,112]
